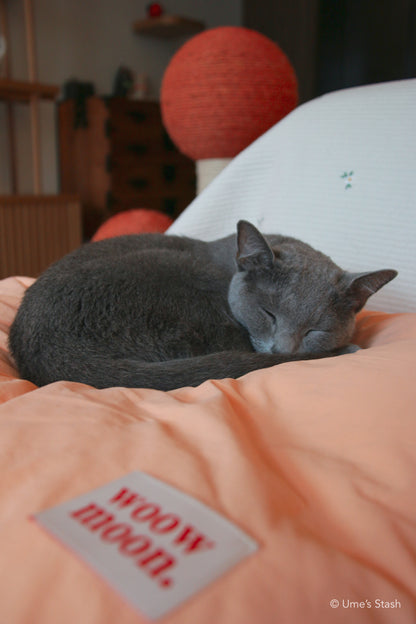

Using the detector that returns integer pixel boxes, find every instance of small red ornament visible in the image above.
[147,3,164,18]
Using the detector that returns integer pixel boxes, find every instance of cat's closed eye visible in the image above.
[261,308,276,322]
[302,328,338,354]
[304,328,327,337]
[303,329,331,349]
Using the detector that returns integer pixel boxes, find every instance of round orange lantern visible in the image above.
[161,26,298,192]
[92,209,173,242]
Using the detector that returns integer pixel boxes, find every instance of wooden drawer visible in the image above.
[107,99,163,142]
[110,161,195,192]
[108,98,161,124]
[110,140,191,166]
[108,191,194,218]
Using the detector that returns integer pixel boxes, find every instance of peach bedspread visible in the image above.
[0,276,415,623]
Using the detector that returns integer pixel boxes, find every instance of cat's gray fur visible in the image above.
[9,221,397,391]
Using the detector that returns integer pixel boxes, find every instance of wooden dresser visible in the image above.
[58,97,196,238]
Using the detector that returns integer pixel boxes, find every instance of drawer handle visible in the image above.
[162,130,175,152]
[162,164,176,182]
[127,143,148,156]
[163,198,177,216]
[126,110,147,123]
[106,191,115,209]
[128,177,148,190]
[104,119,113,137]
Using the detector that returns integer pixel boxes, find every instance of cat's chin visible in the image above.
[336,343,361,354]
[249,337,274,354]
[250,340,362,358]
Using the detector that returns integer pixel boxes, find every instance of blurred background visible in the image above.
[0,0,415,276]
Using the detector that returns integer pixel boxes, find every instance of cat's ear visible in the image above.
[236,220,274,271]
[344,269,398,312]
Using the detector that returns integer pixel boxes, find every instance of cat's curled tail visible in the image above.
[20,348,351,391]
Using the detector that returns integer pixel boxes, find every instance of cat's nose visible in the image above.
[272,335,299,355]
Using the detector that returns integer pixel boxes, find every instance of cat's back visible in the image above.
[20,233,211,300]
[49,233,207,272]
[10,233,246,366]
[17,234,223,319]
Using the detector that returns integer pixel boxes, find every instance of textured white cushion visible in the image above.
[168,79,416,313]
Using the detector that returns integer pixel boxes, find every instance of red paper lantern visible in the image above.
[92,209,173,242]
[161,26,298,160]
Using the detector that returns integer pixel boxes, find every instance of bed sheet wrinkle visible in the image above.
[50,382,168,425]
[0,377,36,402]
[352,481,416,534]
[204,385,311,521]
[285,451,416,598]
[111,385,176,419]
[354,311,416,346]
[149,405,257,519]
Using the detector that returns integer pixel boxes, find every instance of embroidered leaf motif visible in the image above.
[341,170,354,189]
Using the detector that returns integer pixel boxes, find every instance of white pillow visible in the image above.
[168,79,416,313]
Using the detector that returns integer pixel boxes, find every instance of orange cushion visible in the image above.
[1,276,415,623]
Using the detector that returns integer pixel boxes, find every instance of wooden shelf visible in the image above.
[0,78,59,102]
[133,15,204,39]
[0,193,79,205]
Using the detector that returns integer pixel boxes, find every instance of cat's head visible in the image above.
[228,221,397,355]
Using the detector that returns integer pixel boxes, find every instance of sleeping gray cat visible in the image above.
[9,220,397,391]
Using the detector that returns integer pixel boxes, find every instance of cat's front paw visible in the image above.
[338,343,361,355]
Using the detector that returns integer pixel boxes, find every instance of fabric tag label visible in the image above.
[34,471,258,619]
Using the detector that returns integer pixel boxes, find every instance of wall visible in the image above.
[243,0,416,103]
[243,0,320,104]
[0,0,242,193]
[316,0,416,95]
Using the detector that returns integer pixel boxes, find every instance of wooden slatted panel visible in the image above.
[0,195,82,278]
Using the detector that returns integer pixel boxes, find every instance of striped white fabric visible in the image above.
[168,79,416,313]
